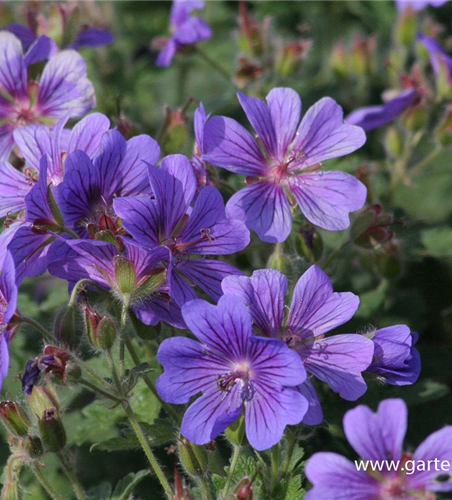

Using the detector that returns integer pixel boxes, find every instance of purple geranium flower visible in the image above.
[396,0,448,11]
[0,113,110,217]
[113,154,250,306]
[305,398,452,499]
[156,295,308,450]
[0,31,95,160]
[155,0,212,67]
[347,89,418,131]
[418,33,452,82]
[203,88,367,243]
[58,128,160,238]
[366,325,421,386]
[222,266,375,425]
[48,239,184,328]
[0,253,19,392]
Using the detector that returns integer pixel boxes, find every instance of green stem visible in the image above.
[68,279,104,306]
[271,444,279,493]
[20,316,56,344]
[31,464,64,500]
[199,477,214,500]
[118,297,130,378]
[195,46,233,83]
[62,226,80,239]
[106,350,123,396]
[222,445,241,499]
[283,431,299,477]
[124,337,181,423]
[122,402,173,498]
[79,378,122,404]
[56,452,85,500]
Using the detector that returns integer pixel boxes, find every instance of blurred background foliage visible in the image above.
[1,1,452,498]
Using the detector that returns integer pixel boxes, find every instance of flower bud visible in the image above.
[331,42,348,79]
[403,103,427,132]
[396,7,417,47]
[275,40,311,78]
[53,305,81,349]
[375,244,402,279]
[65,362,82,383]
[384,127,404,158]
[27,384,61,417]
[352,205,395,249]
[133,270,167,300]
[350,35,376,76]
[267,244,290,274]
[161,107,188,154]
[114,256,136,295]
[225,415,248,447]
[436,58,452,100]
[0,402,30,437]
[435,103,452,146]
[25,435,44,459]
[297,225,323,262]
[1,481,20,500]
[178,437,208,478]
[235,478,254,500]
[38,408,66,453]
[84,304,117,351]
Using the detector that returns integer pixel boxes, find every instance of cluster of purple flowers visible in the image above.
[0,7,425,466]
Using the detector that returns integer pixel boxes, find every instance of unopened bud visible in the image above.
[384,127,404,158]
[396,8,417,47]
[1,481,20,500]
[27,384,61,417]
[275,40,311,78]
[436,57,452,100]
[297,225,324,262]
[38,408,66,453]
[178,437,208,478]
[133,270,167,300]
[267,244,290,274]
[435,103,452,146]
[65,362,82,383]
[403,103,427,132]
[225,416,248,447]
[235,478,254,500]
[114,256,136,295]
[0,402,30,437]
[25,435,44,459]
[331,42,348,79]
[54,305,81,349]
[84,304,117,351]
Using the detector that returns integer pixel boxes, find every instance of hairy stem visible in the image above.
[57,452,85,500]
[222,445,241,499]
[79,378,122,404]
[31,464,64,500]
[271,444,279,493]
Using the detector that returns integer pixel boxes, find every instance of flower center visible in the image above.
[217,362,255,401]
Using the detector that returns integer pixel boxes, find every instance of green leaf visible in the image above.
[111,470,150,500]
[284,475,306,500]
[421,227,452,259]
[90,435,139,453]
[86,484,112,500]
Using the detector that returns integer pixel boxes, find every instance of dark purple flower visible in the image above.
[58,128,160,238]
[418,33,452,82]
[0,113,110,217]
[113,154,250,306]
[366,325,421,386]
[0,31,95,161]
[203,88,367,242]
[156,295,308,450]
[222,266,374,425]
[396,0,448,11]
[155,0,212,67]
[346,89,418,131]
[0,252,19,392]
[48,238,184,328]
[305,399,452,499]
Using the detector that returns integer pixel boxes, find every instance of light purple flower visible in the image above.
[156,0,212,67]
[0,31,95,160]
[396,0,448,11]
[156,294,308,450]
[203,88,367,242]
[305,398,452,500]
[222,266,374,425]
[192,102,212,189]
[366,325,421,386]
[48,239,184,329]
[418,33,452,82]
[347,89,418,131]
[0,113,110,217]
[113,154,250,306]
[0,253,19,392]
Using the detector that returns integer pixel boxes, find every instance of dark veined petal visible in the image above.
[344,399,407,462]
[67,113,111,157]
[288,265,359,339]
[203,116,268,176]
[226,180,292,243]
[292,97,366,168]
[288,171,367,231]
[0,32,27,98]
[305,452,379,500]
[296,379,323,426]
[0,162,30,216]
[222,269,287,338]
